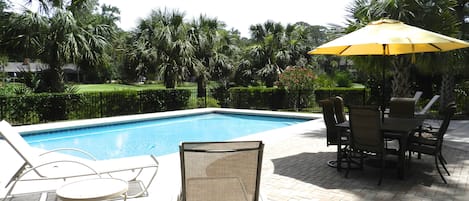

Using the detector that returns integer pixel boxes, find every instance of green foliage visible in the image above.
[0,83,32,96]
[187,97,220,108]
[211,84,231,108]
[277,67,315,90]
[334,71,352,87]
[314,74,336,88]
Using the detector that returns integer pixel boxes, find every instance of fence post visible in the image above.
[99,92,103,118]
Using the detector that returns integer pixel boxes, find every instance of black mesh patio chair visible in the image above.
[320,99,350,170]
[408,102,456,184]
[346,105,397,185]
[389,97,416,118]
[179,141,264,201]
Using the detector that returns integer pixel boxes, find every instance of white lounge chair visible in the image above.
[413,91,423,105]
[0,120,159,200]
[415,95,440,115]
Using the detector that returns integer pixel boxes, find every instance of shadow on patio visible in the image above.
[270,148,469,200]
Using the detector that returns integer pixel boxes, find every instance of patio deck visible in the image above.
[2,116,469,201]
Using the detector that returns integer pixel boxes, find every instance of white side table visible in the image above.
[56,178,128,201]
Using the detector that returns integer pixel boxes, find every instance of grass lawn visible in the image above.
[74,83,197,93]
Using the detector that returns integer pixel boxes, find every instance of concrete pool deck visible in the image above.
[2,109,469,201]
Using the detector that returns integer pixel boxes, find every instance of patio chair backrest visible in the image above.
[349,105,384,153]
[319,99,339,146]
[435,102,456,142]
[389,97,415,118]
[180,141,264,201]
[333,96,347,123]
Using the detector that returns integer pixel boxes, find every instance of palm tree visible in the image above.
[4,7,111,92]
[246,21,288,87]
[188,15,222,97]
[133,8,196,88]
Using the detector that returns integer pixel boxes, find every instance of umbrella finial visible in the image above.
[371,19,401,25]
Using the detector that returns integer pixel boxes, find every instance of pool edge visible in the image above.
[15,108,320,135]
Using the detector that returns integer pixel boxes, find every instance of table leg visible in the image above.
[337,130,342,171]
[397,136,409,179]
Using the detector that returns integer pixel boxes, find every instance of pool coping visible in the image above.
[15,108,319,135]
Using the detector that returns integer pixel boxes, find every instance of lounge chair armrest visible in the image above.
[4,160,101,200]
[19,160,102,180]
[39,148,98,161]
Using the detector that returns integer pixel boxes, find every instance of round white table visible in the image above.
[56,178,128,201]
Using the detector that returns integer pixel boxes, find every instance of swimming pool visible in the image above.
[24,110,310,159]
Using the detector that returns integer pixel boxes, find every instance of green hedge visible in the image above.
[228,87,317,110]
[315,88,369,106]
[229,87,287,110]
[0,89,191,125]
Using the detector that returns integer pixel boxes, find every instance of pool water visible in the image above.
[25,113,307,159]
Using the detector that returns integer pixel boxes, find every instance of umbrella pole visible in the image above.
[381,44,386,122]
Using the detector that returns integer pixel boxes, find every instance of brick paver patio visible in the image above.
[261,119,469,201]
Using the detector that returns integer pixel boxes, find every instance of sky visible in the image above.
[10,0,355,37]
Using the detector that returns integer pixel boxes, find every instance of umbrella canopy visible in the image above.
[308,19,469,56]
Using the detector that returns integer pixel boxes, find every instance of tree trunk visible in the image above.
[196,76,206,98]
[391,56,412,97]
[48,64,65,92]
[439,71,455,112]
[164,66,176,88]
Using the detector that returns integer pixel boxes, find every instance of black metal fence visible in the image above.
[7,86,468,125]
[0,89,193,125]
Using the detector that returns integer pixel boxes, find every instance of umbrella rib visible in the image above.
[429,43,443,51]
[339,46,352,55]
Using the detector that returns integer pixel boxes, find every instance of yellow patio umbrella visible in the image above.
[308,19,469,56]
[308,19,469,117]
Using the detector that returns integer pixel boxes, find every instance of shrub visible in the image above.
[277,67,316,110]
[334,71,352,87]
[277,67,316,90]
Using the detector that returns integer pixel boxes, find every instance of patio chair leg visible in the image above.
[435,155,447,184]
[439,154,450,176]
[378,154,384,186]
[439,154,448,164]
[345,149,351,178]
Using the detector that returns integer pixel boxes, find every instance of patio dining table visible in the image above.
[335,117,424,179]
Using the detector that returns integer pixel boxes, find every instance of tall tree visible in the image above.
[4,0,112,92]
[133,8,196,88]
[188,15,222,97]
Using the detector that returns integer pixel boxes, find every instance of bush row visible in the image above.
[0,89,191,125]
[227,87,368,110]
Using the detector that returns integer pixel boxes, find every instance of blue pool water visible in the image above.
[25,113,307,159]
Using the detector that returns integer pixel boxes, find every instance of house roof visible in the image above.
[2,62,77,73]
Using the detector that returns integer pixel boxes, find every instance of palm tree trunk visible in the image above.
[49,65,65,92]
[439,71,455,112]
[391,56,412,97]
[196,76,206,98]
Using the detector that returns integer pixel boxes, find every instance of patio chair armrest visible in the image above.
[39,148,98,161]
